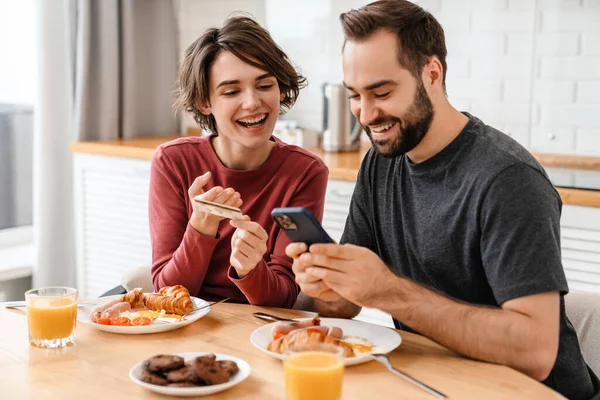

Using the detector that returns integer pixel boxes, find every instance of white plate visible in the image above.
[250,317,402,366]
[77,295,210,334]
[129,352,251,397]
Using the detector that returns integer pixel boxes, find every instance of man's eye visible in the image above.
[347,94,359,100]
[374,92,391,99]
[258,84,274,90]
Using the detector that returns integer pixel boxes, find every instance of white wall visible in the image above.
[178,0,600,155]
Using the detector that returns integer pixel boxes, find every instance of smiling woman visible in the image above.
[148,16,328,309]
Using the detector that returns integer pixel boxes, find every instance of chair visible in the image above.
[564,291,600,377]
[121,266,154,293]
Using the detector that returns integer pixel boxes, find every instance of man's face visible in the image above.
[342,29,434,158]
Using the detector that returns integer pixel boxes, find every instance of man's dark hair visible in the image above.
[340,0,448,90]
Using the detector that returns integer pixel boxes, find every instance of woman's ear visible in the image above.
[280,92,285,102]
[199,103,212,116]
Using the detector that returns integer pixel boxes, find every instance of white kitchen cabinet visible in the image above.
[560,205,600,294]
[73,154,152,298]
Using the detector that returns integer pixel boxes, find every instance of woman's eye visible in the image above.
[374,92,391,99]
[347,94,359,100]
[223,91,239,97]
[258,84,274,90]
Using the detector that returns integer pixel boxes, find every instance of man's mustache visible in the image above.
[364,116,401,131]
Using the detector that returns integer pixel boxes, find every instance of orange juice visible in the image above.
[25,287,78,348]
[27,297,77,340]
[284,351,344,400]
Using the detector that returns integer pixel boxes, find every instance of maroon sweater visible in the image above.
[148,135,328,308]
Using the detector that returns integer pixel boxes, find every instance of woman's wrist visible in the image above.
[189,214,219,238]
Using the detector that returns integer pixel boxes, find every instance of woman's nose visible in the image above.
[242,89,261,110]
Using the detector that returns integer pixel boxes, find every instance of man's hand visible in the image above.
[229,216,268,278]
[188,171,242,238]
[301,243,398,308]
[285,242,345,302]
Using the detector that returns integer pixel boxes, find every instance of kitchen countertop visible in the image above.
[70,132,600,208]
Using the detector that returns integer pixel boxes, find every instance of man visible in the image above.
[286,1,599,398]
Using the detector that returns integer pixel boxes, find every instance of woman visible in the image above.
[149,16,328,308]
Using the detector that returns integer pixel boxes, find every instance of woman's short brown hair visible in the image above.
[174,16,307,134]
[340,0,447,90]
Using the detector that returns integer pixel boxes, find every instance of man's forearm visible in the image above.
[294,292,361,319]
[377,277,554,380]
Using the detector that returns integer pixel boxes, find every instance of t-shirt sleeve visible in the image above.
[480,163,568,305]
[340,150,376,250]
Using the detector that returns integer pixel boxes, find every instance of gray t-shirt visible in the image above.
[341,113,599,399]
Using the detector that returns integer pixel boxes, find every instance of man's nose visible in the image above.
[359,99,378,127]
[242,89,261,110]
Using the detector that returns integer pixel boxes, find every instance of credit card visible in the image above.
[192,197,244,220]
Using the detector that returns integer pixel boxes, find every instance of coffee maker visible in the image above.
[321,83,362,152]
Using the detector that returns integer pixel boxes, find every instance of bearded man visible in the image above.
[286,1,600,399]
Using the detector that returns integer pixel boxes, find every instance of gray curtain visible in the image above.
[33,0,178,289]
[74,0,179,141]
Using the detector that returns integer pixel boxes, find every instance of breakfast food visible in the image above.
[143,285,194,315]
[267,317,376,358]
[88,285,194,325]
[138,354,239,387]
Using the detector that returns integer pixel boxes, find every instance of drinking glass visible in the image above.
[25,287,78,348]
[284,343,345,400]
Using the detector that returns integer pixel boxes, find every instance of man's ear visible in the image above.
[280,91,285,102]
[422,57,443,89]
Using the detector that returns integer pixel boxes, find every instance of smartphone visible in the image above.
[271,207,334,245]
[192,197,244,220]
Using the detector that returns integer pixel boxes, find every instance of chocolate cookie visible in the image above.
[189,356,230,385]
[218,360,239,377]
[167,382,198,387]
[139,368,168,386]
[143,354,185,373]
[166,365,194,383]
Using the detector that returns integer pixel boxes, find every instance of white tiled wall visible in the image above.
[178,0,600,155]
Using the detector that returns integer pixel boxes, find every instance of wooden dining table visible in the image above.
[0,302,564,399]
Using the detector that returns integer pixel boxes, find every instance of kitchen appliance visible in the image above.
[321,83,362,152]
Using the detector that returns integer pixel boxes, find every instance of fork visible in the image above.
[152,297,230,325]
[371,353,447,399]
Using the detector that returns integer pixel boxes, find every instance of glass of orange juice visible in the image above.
[284,343,345,400]
[25,287,78,348]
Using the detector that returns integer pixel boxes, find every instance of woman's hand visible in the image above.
[229,216,268,278]
[188,172,242,238]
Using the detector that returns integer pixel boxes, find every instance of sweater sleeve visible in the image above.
[228,162,329,308]
[149,147,217,295]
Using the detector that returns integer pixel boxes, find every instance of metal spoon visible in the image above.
[371,353,447,399]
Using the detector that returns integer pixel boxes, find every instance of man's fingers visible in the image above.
[199,186,225,202]
[306,266,346,285]
[309,243,358,261]
[299,280,332,298]
[285,242,308,258]
[299,252,347,273]
[295,272,321,285]
[188,172,211,197]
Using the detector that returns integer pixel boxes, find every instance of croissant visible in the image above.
[143,285,194,315]
[121,288,145,308]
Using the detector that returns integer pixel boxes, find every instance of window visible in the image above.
[0,0,36,259]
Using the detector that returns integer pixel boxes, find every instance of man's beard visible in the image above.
[364,80,434,158]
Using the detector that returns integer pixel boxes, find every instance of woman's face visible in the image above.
[203,51,283,149]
